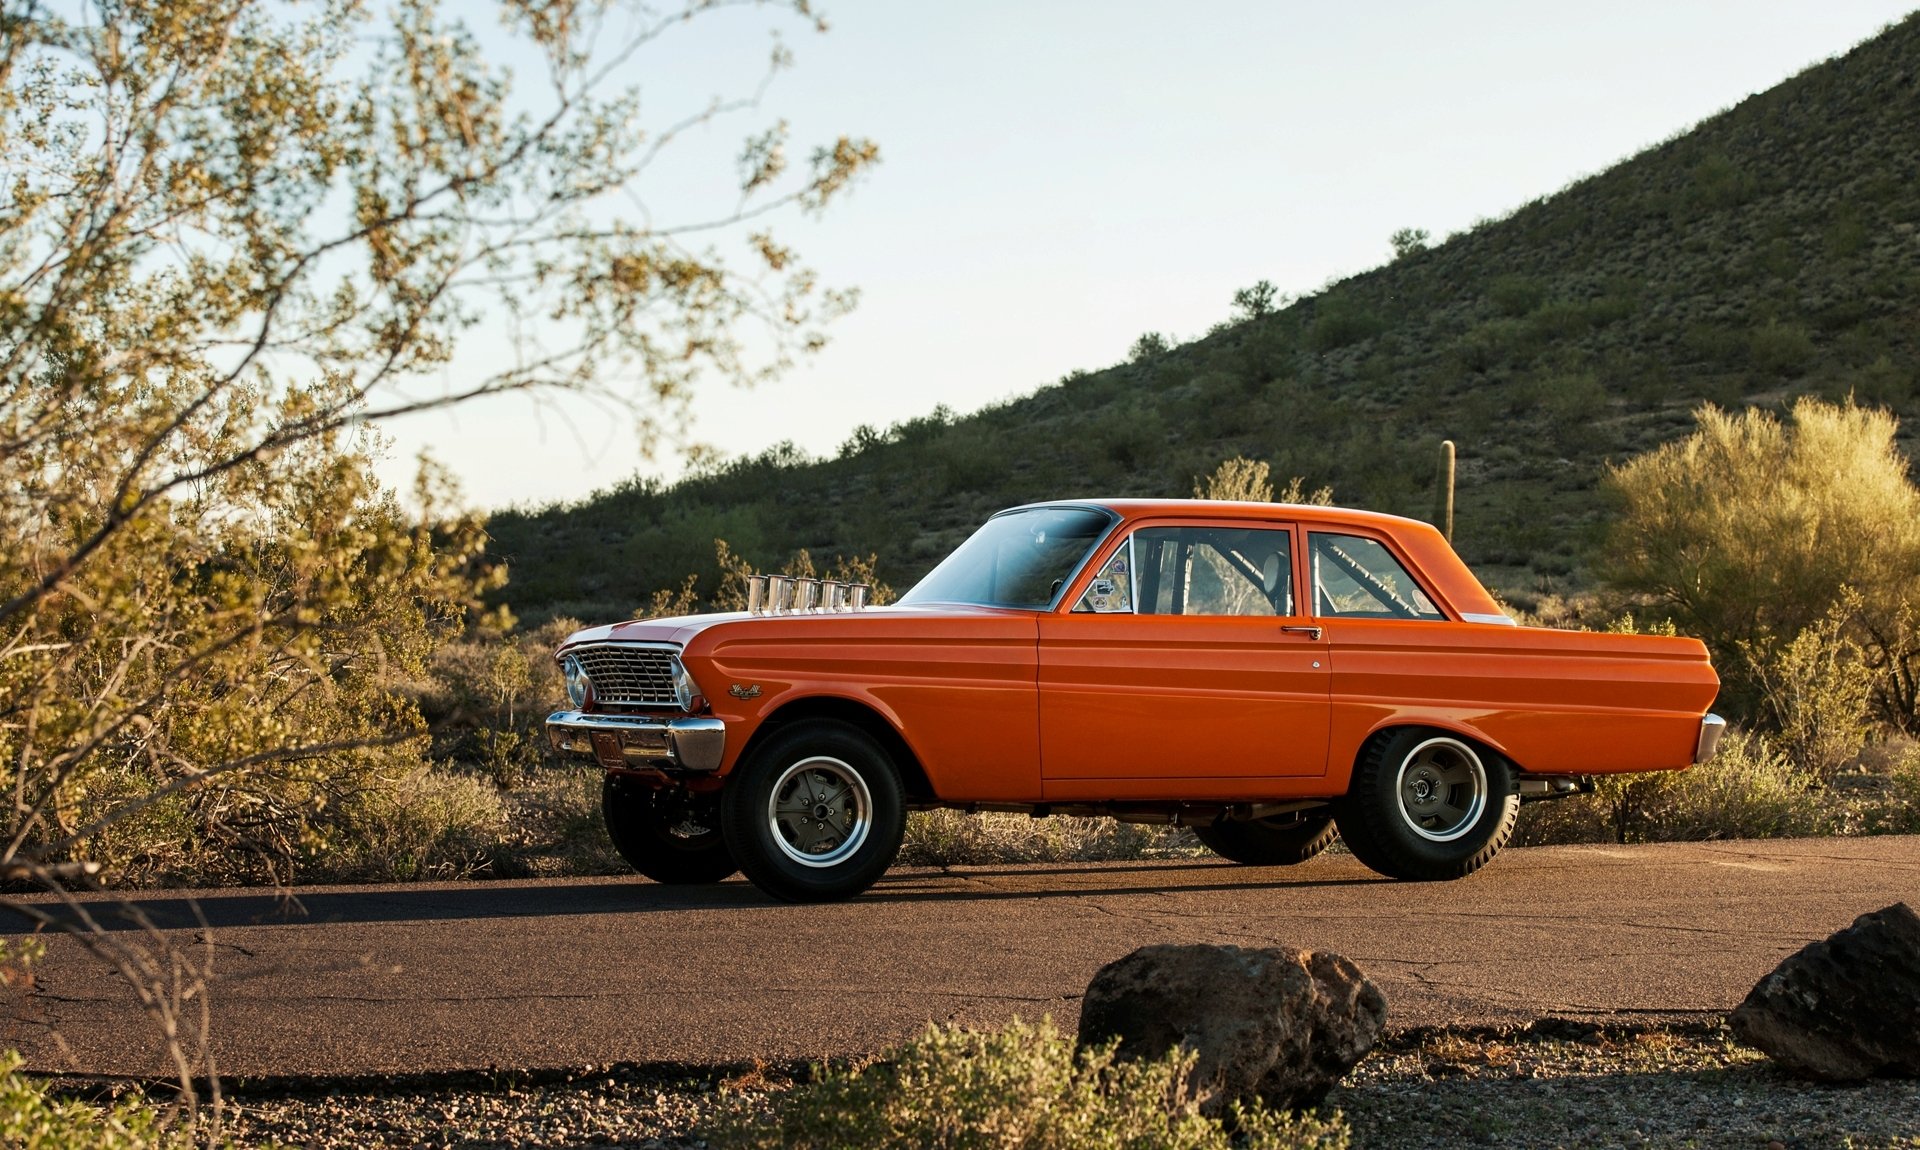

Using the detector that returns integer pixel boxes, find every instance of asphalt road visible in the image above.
[5,837,1917,1079]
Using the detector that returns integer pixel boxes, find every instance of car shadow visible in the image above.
[859,871,1385,905]
[1,862,1385,934]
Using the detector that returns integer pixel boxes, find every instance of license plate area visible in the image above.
[590,731,627,769]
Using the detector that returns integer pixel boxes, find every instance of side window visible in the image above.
[1075,541,1133,613]
[1310,533,1445,619]
[1133,526,1293,617]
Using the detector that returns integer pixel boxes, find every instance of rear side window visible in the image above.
[1310,533,1445,620]
[1076,525,1293,616]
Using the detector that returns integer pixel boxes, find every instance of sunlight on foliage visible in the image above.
[705,1018,1349,1150]
[1603,398,1920,725]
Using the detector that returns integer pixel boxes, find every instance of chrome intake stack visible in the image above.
[747,575,871,615]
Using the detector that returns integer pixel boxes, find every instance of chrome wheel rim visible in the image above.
[1394,737,1487,843]
[768,756,871,868]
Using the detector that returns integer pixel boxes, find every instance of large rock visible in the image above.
[1729,902,1920,1081]
[1075,943,1386,1115]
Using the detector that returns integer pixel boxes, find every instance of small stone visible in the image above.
[1730,902,1920,1081]
[1075,942,1386,1116]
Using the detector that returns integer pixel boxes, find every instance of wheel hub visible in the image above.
[1393,738,1489,843]
[768,756,873,869]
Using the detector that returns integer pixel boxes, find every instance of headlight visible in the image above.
[670,655,703,712]
[561,654,591,708]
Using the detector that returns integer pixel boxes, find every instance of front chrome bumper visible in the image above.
[545,711,726,773]
[1695,713,1727,763]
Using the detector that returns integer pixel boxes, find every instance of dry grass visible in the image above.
[898,810,1207,867]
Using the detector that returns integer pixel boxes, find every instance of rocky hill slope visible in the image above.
[489,14,1920,623]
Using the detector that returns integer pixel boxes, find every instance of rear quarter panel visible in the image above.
[1325,619,1719,788]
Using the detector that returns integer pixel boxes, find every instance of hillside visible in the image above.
[488,15,1920,625]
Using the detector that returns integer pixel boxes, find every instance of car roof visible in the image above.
[1002,498,1433,532]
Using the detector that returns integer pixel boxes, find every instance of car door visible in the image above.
[1037,520,1332,786]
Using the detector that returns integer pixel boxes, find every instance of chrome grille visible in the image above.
[573,643,679,708]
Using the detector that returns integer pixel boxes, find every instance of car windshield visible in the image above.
[899,507,1114,610]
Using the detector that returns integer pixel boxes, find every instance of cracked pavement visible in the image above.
[4,836,1916,1078]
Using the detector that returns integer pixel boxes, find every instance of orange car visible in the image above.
[546,500,1722,901]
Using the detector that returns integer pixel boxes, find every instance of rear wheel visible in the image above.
[1193,810,1337,865]
[602,775,738,884]
[720,719,906,902]
[1334,729,1517,881]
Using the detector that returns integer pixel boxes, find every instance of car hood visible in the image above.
[555,602,1034,652]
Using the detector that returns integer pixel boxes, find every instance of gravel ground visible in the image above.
[164,1022,1920,1148]
[1329,1022,1920,1149]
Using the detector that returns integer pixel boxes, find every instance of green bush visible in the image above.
[1745,600,1873,777]
[1487,275,1545,317]
[1305,303,1384,354]
[317,767,507,882]
[1869,743,1920,833]
[1749,320,1816,377]
[0,1051,209,1150]
[704,1018,1350,1150]
[1515,729,1824,845]
[1685,151,1756,212]
[1090,406,1166,469]
[1602,398,1920,718]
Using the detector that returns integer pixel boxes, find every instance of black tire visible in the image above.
[720,719,906,902]
[602,774,738,884]
[1193,811,1338,865]
[1334,728,1518,881]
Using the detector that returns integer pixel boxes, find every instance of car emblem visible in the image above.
[729,683,762,699]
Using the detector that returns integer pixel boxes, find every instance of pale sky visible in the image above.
[375,1,1919,512]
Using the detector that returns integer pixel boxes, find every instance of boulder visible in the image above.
[1729,902,1920,1081]
[1075,943,1385,1115]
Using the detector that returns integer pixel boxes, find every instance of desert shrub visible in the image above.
[1534,370,1608,427]
[1749,320,1816,378]
[1527,300,1601,341]
[1514,729,1823,845]
[1388,228,1429,259]
[1306,302,1384,354]
[1488,275,1545,317]
[1452,318,1531,373]
[3,396,500,889]
[900,812,1202,867]
[1744,600,1873,777]
[1131,332,1172,362]
[313,767,507,883]
[1194,457,1272,502]
[492,766,628,877]
[1866,743,1920,833]
[1090,406,1166,469]
[1601,398,1920,717]
[422,617,579,787]
[704,1018,1349,1150]
[1685,151,1756,212]
[0,1051,207,1150]
[1232,280,1282,321]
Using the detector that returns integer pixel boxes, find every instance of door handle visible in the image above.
[1280,624,1323,640]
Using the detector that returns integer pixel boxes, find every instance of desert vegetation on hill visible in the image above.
[489,13,1920,626]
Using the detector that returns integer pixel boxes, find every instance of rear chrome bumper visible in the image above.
[545,711,726,773]
[1695,713,1727,763]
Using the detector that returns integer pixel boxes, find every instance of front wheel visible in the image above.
[1193,810,1338,865]
[720,720,906,902]
[1334,729,1517,881]
[602,775,738,884]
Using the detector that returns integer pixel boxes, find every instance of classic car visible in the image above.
[546,499,1723,902]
